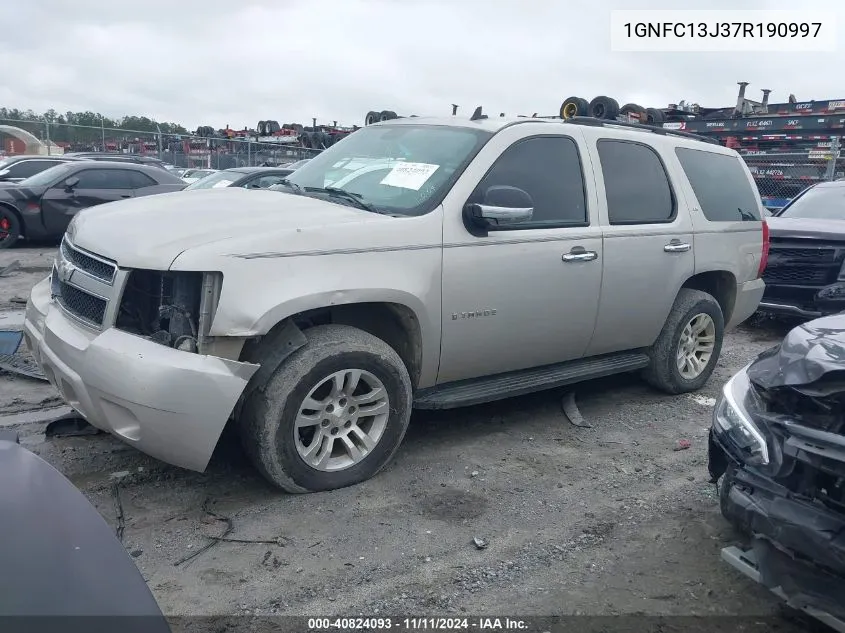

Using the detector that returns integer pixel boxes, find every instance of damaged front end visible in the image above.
[709,314,845,630]
[115,269,222,355]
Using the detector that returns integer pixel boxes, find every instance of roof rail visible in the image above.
[564,116,720,145]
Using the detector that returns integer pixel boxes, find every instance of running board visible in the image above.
[413,352,650,410]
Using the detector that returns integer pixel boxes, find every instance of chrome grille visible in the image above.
[52,237,121,329]
[56,281,107,325]
[60,237,116,283]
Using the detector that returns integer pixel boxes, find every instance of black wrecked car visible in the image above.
[709,314,845,631]
[0,160,185,249]
[0,431,170,633]
[759,180,845,320]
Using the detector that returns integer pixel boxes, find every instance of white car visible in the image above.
[181,168,218,184]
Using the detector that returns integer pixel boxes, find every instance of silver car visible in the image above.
[25,114,766,493]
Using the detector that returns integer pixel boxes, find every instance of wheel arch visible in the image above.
[238,293,429,391]
[681,270,737,326]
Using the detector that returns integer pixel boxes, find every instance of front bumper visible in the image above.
[758,280,845,319]
[710,430,845,626]
[24,277,259,472]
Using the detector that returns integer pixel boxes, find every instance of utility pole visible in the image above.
[155,122,163,160]
[101,115,106,152]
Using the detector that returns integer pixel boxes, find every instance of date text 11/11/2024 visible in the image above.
[307,617,530,631]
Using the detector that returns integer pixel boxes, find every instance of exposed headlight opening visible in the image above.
[115,269,223,353]
[713,367,770,466]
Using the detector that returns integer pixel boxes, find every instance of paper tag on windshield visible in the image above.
[212,180,233,188]
[380,162,439,190]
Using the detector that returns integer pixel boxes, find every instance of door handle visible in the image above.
[562,250,598,262]
[664,242,691,253]
[120,194,132,199]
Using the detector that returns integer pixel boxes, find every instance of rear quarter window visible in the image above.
[675,148,761,222]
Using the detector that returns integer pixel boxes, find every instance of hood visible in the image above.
[767,216,845,242]
[71,188,391,269]
[747,313,845,394]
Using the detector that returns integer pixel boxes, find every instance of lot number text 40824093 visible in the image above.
[307,617,529,631]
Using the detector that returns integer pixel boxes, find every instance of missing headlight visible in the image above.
[116,269,205,351]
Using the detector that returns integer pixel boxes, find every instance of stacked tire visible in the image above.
[364,110,399,126]
[195,125,216,137]
[256,120,282,136]
[560,96,665,124]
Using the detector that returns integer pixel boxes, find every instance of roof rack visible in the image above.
[564,116,720,145]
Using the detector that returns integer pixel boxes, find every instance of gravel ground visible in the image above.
[0,245,814,626]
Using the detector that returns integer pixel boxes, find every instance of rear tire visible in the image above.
[239,325,413,493]
[0,206,21,249]
[642,288,724,394]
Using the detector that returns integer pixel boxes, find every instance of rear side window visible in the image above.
[675,148,761,221]
[127,170,158,188]
[597,140,675,224]
[8,160,61,178]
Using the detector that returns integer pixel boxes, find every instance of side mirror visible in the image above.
[466,185,534,229]
[64,176,79,190]
[0,169,9,178]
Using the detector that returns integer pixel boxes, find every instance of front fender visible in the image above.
[246,287,431,337]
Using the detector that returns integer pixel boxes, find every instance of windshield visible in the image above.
[18,163,74,187]
[281,124,492,216]
[184,170,242,190]
[778,185,845,219]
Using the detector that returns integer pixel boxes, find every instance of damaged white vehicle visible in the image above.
[25,112,766,492]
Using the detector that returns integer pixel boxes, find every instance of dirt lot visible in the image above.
[0,246,811,624]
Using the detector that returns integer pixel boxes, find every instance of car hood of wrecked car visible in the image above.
[0,435,169,625]
[69,187,397,269]
[746,313,845,393]
[766,216,845,242]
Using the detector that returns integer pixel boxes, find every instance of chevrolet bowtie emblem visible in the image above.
[57,258,73,282]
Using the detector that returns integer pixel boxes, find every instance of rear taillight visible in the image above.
[757,220,770,278]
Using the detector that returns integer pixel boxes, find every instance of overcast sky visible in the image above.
[0,0,841,130]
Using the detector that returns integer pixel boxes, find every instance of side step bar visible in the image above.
[414,352,650,410]
[721,546,845,633]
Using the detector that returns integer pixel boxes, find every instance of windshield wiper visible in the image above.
[303,186,383,214]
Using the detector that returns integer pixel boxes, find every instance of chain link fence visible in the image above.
[3,116,843,207]
[0,118,323,169]
[739,137,843,213]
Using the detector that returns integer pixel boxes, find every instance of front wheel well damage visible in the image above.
[681,271,737,325]
[240,302,423,390]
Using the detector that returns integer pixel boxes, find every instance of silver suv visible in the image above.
[25,114,767,493]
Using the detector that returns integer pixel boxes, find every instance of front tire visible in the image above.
[239,324,413,493]
[0,206,21,249]
[643,288,724,394]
